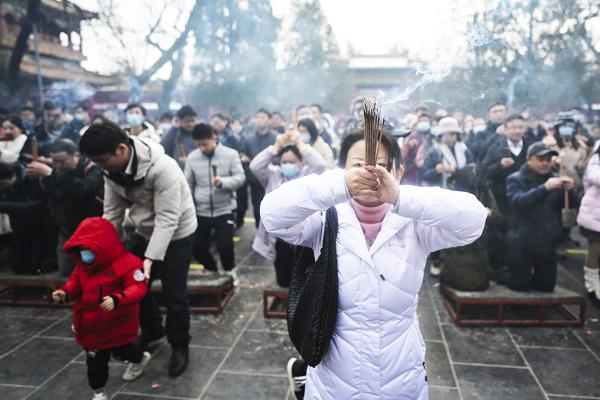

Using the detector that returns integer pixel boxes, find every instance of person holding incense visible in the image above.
[497,142,578,292]
[262,102,486,398]
[25,139,104,277]
[421,117,474,189]
[160,105,200,168]
[185,123,246,285]
[250,127,326,288]
[0,162,54,274]
[52,217,151,400]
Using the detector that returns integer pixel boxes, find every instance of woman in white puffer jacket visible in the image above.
[261,130,487,400]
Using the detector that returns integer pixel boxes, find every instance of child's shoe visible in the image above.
[92,391,108,400]
[123,351,151,381]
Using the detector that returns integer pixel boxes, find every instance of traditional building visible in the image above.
[0,0,116,106]
[346,54,414,98]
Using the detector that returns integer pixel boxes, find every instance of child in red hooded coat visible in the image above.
[52,217,151,400]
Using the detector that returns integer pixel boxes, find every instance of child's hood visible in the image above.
[63,217,126,271]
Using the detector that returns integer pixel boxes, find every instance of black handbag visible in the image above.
[287,207,339,367]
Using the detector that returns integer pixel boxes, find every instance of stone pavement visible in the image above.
[1,222,600,400]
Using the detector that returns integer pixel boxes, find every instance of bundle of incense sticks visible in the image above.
[31,137,39,161]
[37,267,57,292]
[177,141,186,158]
[362,97,385,166]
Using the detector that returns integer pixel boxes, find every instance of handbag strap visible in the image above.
[323,207,339,252]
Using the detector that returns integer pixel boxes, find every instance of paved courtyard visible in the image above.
[1,223,600,400]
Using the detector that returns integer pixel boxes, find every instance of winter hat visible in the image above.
[438,117,462,135]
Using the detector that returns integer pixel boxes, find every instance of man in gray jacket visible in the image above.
[79,121,197,378]
[185,123,245,284]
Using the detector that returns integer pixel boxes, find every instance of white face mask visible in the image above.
[416,121,431,132]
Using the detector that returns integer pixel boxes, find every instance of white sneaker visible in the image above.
[228,268,240,287]
[122,351,151,381]
[92,392,108,400]
[287,357,306,400]
[429,261,442,277]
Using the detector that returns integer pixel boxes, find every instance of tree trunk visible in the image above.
[158,49,185,115]
[128,0,204,101]
[8,0,42,92]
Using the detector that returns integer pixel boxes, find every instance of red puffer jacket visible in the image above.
[60,217,147,350]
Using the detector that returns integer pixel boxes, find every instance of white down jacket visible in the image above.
[261,169,486,400]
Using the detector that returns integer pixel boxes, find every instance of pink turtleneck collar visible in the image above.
[350,199,390,248]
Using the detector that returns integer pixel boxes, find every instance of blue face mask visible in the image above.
[126,114,144,127]
[281,163,300,179]
[22,120,35,132]
[558,125,575,137]
[80,249,95,264]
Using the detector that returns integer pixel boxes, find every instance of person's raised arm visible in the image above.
[260,168,353,250]
[367,165,487,254]
[249,146,277,188]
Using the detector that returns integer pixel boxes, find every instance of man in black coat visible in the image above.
[25,139,103,276]
[0,163,55,274]
[471,102,508,162]
[498,142,578,292]
[160,105,199,168]
[33,101,82,151]
[239,108,276,227]
[481,114,531,272]
[482,114,531,215]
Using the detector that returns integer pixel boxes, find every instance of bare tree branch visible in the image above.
[136,0,204,85]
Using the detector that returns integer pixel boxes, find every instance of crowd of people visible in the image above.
[0,97,599,399]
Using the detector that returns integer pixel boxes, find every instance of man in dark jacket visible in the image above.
[26,139,103,276]
[471,102,507,162]
[211,113,243,151]
[482,114,530,272]
[31,101,82,154]
[482,114,530,215]
[160,105,199,168]
[498,142,578,292]
[0,162,54,274]
[239,108,276,227]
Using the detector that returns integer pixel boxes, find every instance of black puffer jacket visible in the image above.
[506,165,578,250]
[482,138,530,215]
